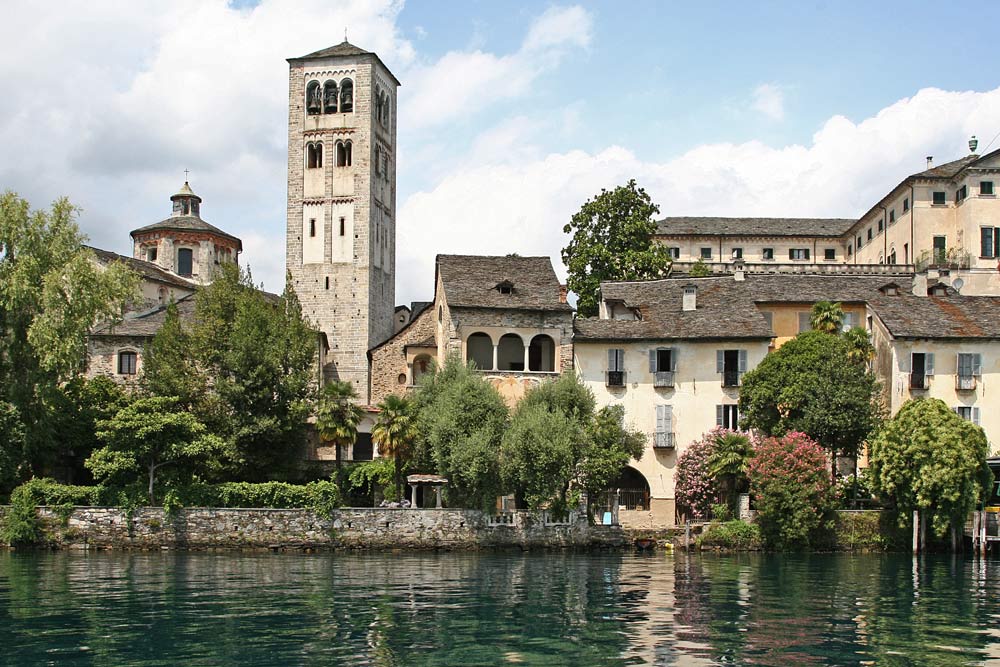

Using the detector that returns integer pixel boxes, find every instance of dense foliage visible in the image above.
[575,404,645,510]
[675,429,744,520]
[316,381,365,468]
[868,398,992,537]
[748,432,835,549]
[501,403,577,510]
[739,330,883,473]
[371,394,417,499]
[561,180,671,317]
[0,193,138,490]
[697,520,762,550]
[706,430,753,513]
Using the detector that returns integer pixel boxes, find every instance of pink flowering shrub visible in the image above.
[748,432,835,548]
[675,428,740,520]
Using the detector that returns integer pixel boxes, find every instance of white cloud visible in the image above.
[751,83,786,121]
[395,86,1000,304]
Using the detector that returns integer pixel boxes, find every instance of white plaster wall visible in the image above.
[302,204,325,264]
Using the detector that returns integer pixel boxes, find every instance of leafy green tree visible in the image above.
[47,376,130,483]
[0,193,138,481]
[371,394,417,499]
[844,326,875,365]
[748,432,835,549]
[688,258,711,277]
[809,301,845,334]
[501,403,577,510]
[706,430,753,512]
[0,402,25,496]
[561,180,671,317]
[316,381,364,469]
[141,300,205,410]
[411,355,508,510]
[739,330,883,479]
[88,396,225,503]
[576,404,645,516]
[868,398,992,537]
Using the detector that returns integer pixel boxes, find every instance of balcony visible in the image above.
[910,373,929,390]
[653,371,675,388]
[956,375,977,391]
[653,432,675,449]
[605,370,626,387]
[722,370,741,388]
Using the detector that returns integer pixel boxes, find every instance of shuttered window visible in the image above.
[716,405,739,429]
[957,353,982,377]
[607,348,624,371]
[648,348,677,373]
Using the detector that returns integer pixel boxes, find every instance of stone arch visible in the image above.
[307,142,323,169]
[323,80,338,113]
[336,140,353,167]
[528,334,556,372]
[306,80,322,115]
[610,466,650,511]
[497,333,525,371]
[412,354,433,385]
[466,332,493,370]
[339,78,354,112]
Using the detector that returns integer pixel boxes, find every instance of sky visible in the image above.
[2,0,999,306]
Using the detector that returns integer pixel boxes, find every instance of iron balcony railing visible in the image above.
[653,371,675,388]
[654,432,675,449]
[956,375,977,391]
[722,369,741,387]
[910,373,929,390]
[605,370,626,387]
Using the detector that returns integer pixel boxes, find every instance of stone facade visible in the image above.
[369,305,436,405]
[286,44,399,403]
[14,506,625,551]
[85,335,146,387]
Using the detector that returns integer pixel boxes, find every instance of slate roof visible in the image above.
[574,277,772,341]
[289,41,401,85]
[130,216,242,249]
[92,294,198,338]
[747,274,913,304]
[87,246,196,290]
[656,217,857,238]
[436,255,572,312]
[871,294,1000,340]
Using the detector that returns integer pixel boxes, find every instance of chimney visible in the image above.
[682,285,697,311]
[733,258,746,282]
[559,284,568,304]
[926,156,933,169]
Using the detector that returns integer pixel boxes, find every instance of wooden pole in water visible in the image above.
[972,511,980,556]
[912,510,919,554]
[919,512,927,554]
[684,521,690,551]
[980,511,988,557]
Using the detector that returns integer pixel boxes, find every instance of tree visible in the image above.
[809,301,844,334]
[316,381,364,468]
[706,430,753,512]
[576,404,645,517]
[688,258,711,277]
[868,398,992,538]
[141,300,205,410]
[88,396,224,503]
[748,432,835,549]
[371,394,417,500]
[411,355,508,510]
[46,376,130,483]
[0,193,138,481]
[561,180,671,317]
[843,326,875,366]
[738,330,883,479]
[501,403,576,510]
[0,402,24,496]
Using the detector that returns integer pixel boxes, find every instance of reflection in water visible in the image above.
[1,551,999,666]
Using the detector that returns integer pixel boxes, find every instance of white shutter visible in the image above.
[617,349,625,372]
[973,407,981,426]
[715,405,724,427]
[900,352,912,373]
[656,405,672,434]
[738,350,748,373]
[925,353,935,376]
[670,347,678,372]
[973,353,983,376]
[649,349,658,373]
[798,312,811,332]
[607,349,616,371]
[716,350,725,373]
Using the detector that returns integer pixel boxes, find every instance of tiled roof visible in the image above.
[913,154,981,179]
[130,216,242,249]
[87,246,196,291]
[574,277,772,341]
[656,217,856,238]
[437,255,572,312]
[92,294,198,338]
[297,41,371,59]
[871,294,1000,339]
[747,274,913,304]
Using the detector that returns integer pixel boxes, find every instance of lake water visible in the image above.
[1,550,999,666]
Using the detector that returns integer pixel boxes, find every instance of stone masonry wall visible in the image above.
[14,507,624,551]
[369,305,435,404]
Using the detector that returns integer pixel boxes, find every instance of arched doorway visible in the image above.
[412,354,432,385]
[466,332,493,370]
[528,334,556,372]
[497,333,525,371]
[609,466,650,511]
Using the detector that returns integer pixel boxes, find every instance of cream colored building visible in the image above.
[573,276,772,525]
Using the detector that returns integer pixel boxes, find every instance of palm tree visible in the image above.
[316,381,364,468]
[810,300,845,335]
[706,430,754,514]
[372,394,418,501]
[844,326,875,366]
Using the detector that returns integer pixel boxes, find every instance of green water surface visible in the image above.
[1,550,998,666]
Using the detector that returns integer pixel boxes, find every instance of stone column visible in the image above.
[410,484,417,508]
[523,343,531,372]
[435,486,442,509]
[492,345,498,371]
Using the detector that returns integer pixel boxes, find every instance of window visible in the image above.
[325,276,329,290]
[982,227,1000,258]
[655,405,674,448]
[982,181,995,196]
[339,217,346,236]
[888,209,895,224]
[731,247,743,259]
[716,404,740,430]
[339,78,354,112]
[649,347,676,387]
[909,352,934,390]
[700,247,712,259]
[847,244,853,257]
[118,351,137,375]
[857,235,863,249]
[717,349,747,387]
[933,236,946,264]
[336,141,353,167]
[762,247,774,260]
[903,197,910,212]
[607,348,625,387]
[306,80,322,115]
[307,143,323,168]
[496,280,514,295]
[933,191,946,205]
[954,406,981,425]
[309,219,316,237]
[841,312,858,332]
[146,247,157,262]
[956,185,968,203]
[788,248,810,261]
[798,312,812,333]
[904,243,909,264]
[867,227,873,241]
[760,311,773,331]
[177,248,193,277]
[957,353,982,390]
[888,249,896,264]
[667,247,680,259]
[824,248,836,261]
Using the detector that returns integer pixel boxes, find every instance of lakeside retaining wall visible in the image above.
[3,506,625,551]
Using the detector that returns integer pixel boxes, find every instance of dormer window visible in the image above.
[496,280,514,295]
[929,284,948,297]
[879,282,900,296]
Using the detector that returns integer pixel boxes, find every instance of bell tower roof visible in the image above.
[170,180,201,206]
[288,40,400,86]
[130,181,242,251]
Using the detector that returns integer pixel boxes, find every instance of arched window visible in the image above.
[497,333,525,371]
[336,140,352,167]
[888,249,897,265]
[374,87,383,124]
[307,143,323,169]
[383,96,390,126]
[177,248,193,277]
[306,81,322,115]
[528,334,556,372]
[118,350,138,375]
[323,80,338,113]
[339,78,354,113]
[412,354,432,385]
[466,332,493,370]
[374,145,382,175]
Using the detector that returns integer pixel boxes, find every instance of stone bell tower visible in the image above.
[285,41,399,403]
